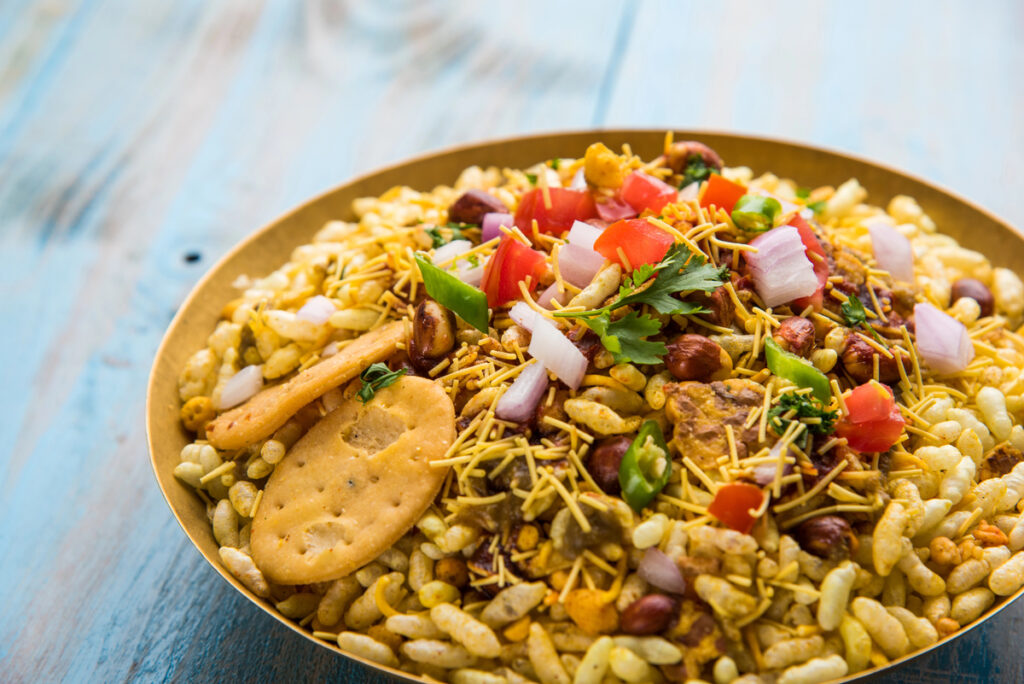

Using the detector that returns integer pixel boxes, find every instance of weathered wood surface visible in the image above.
[1,1,1022,682]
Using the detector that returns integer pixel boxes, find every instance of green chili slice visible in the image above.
[414,253,489,333]
[618,420,672,512]
[764,337,831,402]
[731,194,782,233]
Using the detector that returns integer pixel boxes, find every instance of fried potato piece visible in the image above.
[664,379,766,469]
[206,321,405,450]
[250,376,455,584]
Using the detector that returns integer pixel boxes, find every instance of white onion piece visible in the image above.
[482,212,514,242]
[558,243,606,288]
[746,226,819,307]
[528,317,588,390]
[495,362,549,422]
[570,168,587,190]
[595,197,637,222]
[296,295,336,325]
[457,264,484,287]
[868,221,914,282]
[678,182,700,202]
[320,341,339,358]
[217,365,264,410]
[538,283,570,309]
[568,220,604,251]
[433,239,473,267]
[637,548,687,594]
[509,301,540,332]
[914,302,974,374]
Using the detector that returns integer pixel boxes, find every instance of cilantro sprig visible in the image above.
[425,223,468,248]
[357,363,406,403]
[768,393,837,448]
[552,244,728,363]
[841,295,886,343]
[679,156,712,188]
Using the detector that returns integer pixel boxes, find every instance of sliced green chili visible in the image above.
[764,337,831,403]
[618,420,672,512]
[731,194,782,233]
[414,253,489,333]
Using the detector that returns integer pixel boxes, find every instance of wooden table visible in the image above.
[2,1,1022,682]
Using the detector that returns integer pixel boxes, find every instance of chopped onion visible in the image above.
[570,168,587,190]
[528,317,588,390]
[495,362,549,422]
[914,302,974,374]
[568,220,604,251]
[538,283,570,309]
[457,264,484,287]
[509,301,540,332]
[745,226,819,307]
[753,443,794,486]
[595,196,637,222]
[320,341,339,358]
[482,212,514,242]
[295,295,336,325]
[433,239,473,267]
[217,365,264,410]
[637,548,686,594]
[868,221,914,282]
[678,182,700,203]
[558,244,606,288]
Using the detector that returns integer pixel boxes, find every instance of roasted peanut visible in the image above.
[412,299,456,361]
[951,278,994,318]
[841,332,907,383]
[774,316,815,357]
[436,557,470,588]
[585,436,631,495]
[665,334,724,382]
[448,189,507,225]
[796,516,853,559]
[620,594,677,635]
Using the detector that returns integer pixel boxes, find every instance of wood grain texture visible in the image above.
[0,1,1021,682]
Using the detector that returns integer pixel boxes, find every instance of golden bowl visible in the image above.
[147,130,1024,683]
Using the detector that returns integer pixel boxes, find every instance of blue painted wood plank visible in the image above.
[0,1,1022,683]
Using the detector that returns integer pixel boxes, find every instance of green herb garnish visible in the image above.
[807,200,827,215]
[357,363,406,403]
[425,223,468,248]
[525,173,538,185]
[548,158,560,170]
[841,295,886,343]
[795,187,811,199]
[553,243,728,363]
[679,156,712,188]
[768,392,838,441]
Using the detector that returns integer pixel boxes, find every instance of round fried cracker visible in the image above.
[250,375,454,584]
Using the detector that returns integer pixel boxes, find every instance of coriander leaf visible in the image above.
[680,157,712,188]
[840,296,868,327]
[807,200,826,214]
[357,363,406,403]
[795,187,811,199]
[631,264,657,288]
[425,223,466,248]
[549,158,560,170]
[466,253,480,267]
[584,311,667,365]
[613,243,729,315]
[768,393,837,449]
[525,173,538,185]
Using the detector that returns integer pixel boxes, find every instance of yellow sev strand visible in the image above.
[374,576,401,618]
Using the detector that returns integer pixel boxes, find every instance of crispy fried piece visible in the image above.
[250,376,454,584]
[979,444,1024,481]
[664,379,767,469]
[206,321,405,450]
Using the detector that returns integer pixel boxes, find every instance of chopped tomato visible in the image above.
[708,483,764,534]
[699,174,747,213]
[620,171,678,214]
[480,238,548,308]
[593,218,674,269]
[789,215,829,311]
[514,187,597,236]
[835,382,906,452]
